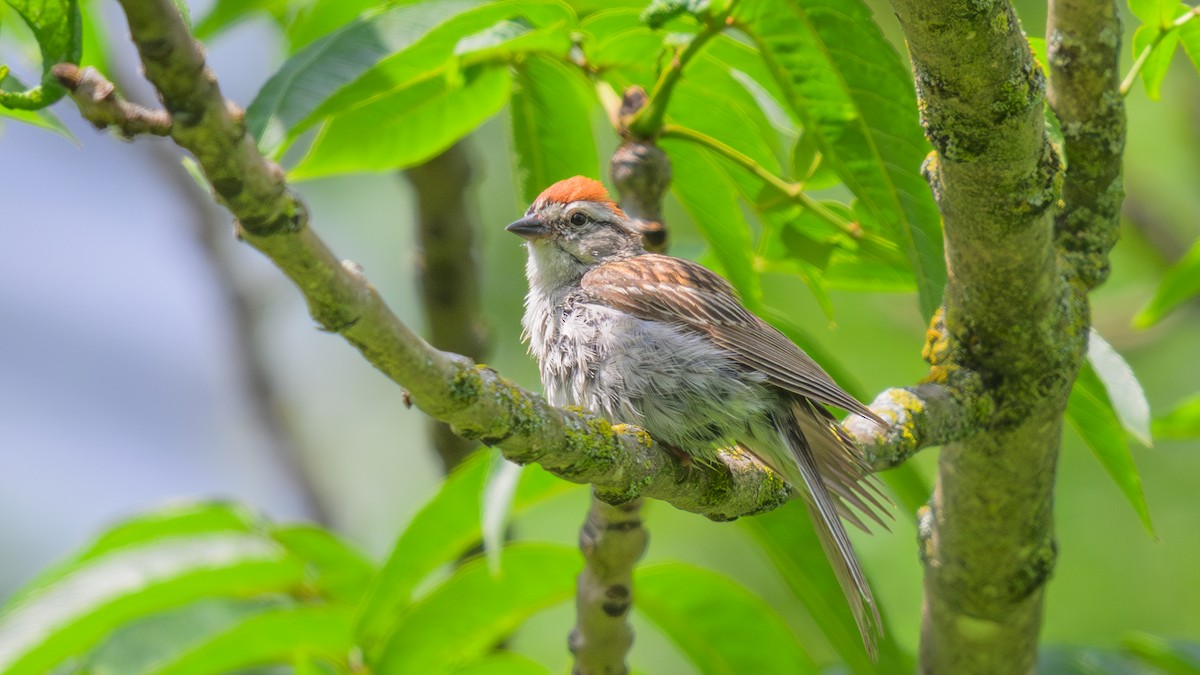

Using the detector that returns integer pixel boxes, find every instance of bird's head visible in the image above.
[507,177,644,288]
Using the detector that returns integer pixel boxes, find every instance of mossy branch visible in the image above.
[845,383,985,472]
[58,0,973,526]
[892,0,1088,671]
[1047,0,1127,290]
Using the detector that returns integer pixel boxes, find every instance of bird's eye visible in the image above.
[569,212,588,227]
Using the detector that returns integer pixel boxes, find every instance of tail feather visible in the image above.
[794,399,894,532]
[772,399,888,659]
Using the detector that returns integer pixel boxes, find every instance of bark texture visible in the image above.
[1048,0,1126,290]
[568,498,647,675]
[889,0,1118,671]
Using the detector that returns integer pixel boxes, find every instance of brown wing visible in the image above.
[581,254,884,425]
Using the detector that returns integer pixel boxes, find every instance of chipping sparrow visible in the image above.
[508,176,890,655]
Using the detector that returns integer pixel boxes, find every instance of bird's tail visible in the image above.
[773,398,892,659]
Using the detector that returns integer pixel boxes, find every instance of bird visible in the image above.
[507,175,891,656]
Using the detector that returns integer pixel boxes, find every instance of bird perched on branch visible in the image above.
[508,175,891,656]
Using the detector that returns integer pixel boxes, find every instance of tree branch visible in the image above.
[52,64,171,137]
[1047,0,1127,290]
[62,0,973,569]
[845,383,983,472]
[59,0,788,522]
[569,498,646,675]
[891,0,1085,672]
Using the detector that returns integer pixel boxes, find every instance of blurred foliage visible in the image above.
[2,0,1200,672]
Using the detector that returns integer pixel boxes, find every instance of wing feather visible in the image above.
[582,255,885,425]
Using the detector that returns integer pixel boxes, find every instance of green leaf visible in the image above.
[1134,237,1200,327]
[1066,363,1157,537]
[739,501,913,673]
[375,544,577,672]
[275,1,574,153]
[4,501,262,611]
[1123,633,1200,672]
[0,534,306,675]
[0,70,73,138]
[1180,15,1200,73]
[1038,645,1148,674]
[578,8,662,88]
[0,0,81,110]
[77,0,112,81]
[510,52,600,203]
[761,252,836,319]
[287,0,417,51]
[246,0,488,154]
[83,598,280,675]
[270,524,376,603]
[705,33,797,137]
[355,452,573,653]
[736,0,946,318]
[669,52,788,180]
[1133,24,1179,100]
[1152,393,1200,439]
[194,0,290,40]
[790,131,839,190]
[154,606,355,675]
[824,233,916,294]
[636,562,817,674]
[1128,0,1176,26]
[763,200,915,295]
[1086,329,1152,446]
[661,138,762,308]
[451,652,552,675]
[482,457,522,574]
[289,64,512,179]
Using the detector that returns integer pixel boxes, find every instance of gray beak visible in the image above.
[506,217,551,240]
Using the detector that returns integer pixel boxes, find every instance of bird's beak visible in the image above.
[506,216,551,240]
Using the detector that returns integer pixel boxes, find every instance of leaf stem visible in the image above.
[1119,6,1200,96]
[625,17,728,138]
[659,124,863,238]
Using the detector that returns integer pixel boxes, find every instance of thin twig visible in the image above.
[625,17,727,138]
[53,64,172,137]
[659,124,866,240]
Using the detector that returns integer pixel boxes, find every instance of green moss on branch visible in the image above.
[1047,0,1126,290]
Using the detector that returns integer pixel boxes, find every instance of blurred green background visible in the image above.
[1,0,1198,671]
